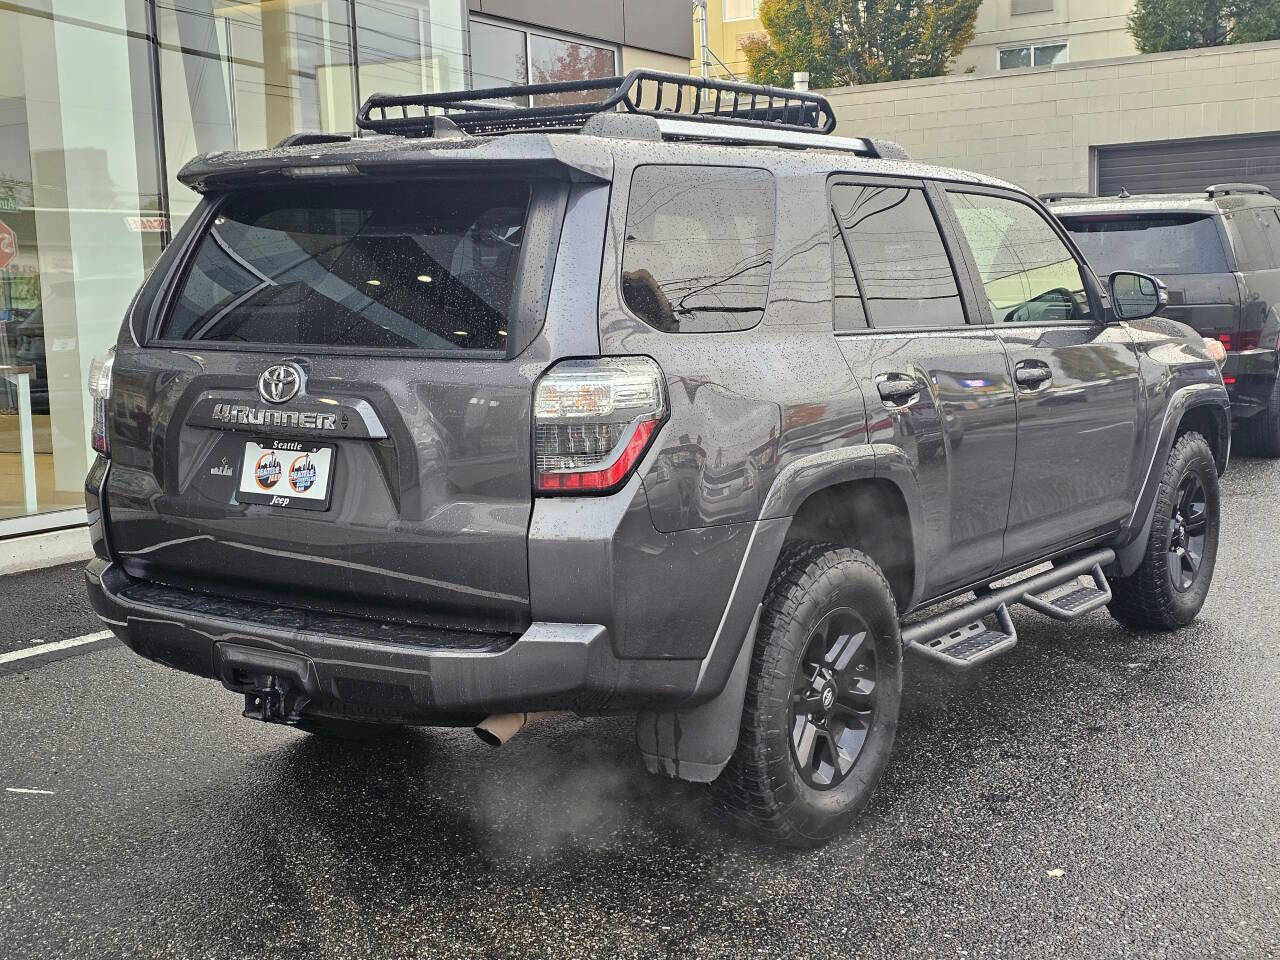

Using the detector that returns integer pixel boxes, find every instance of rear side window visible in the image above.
[162,180,530,352]
[1060,213,1231,276]
[1225,208,1280,272]
[621,166,774,333]
[950,191,1092,324]
[830,183,966,329]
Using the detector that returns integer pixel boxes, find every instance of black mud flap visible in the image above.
[214,643,320,725]
[635,605,761,783]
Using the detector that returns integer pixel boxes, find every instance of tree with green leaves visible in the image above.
[1128,0,1280,53]
[741,0,982,89]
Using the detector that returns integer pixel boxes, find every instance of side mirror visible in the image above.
[1109,271,1167,321]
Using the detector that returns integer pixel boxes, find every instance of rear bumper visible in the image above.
[86,558,702,722]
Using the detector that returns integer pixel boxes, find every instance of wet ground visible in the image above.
[2,458,1278,959]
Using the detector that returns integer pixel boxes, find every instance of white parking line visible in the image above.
[0,631,114,666]
[5,787,55,795]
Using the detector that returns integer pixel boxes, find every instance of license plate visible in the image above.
[237,440,335,511]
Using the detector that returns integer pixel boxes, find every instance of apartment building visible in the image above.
[954,0,1137,74]
[691,0,1137,81]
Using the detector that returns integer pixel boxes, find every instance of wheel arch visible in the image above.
[1111,385,1229,577]
[1176,401,1229,475]
[781,478,917,614]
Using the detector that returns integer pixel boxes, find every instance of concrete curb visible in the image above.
[0,527,93,577]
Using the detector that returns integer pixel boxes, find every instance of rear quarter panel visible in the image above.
[596,150,869,535]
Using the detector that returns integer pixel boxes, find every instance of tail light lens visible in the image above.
[1216,330,1263,351]
[87,348,115,457]
[533,356,667,494]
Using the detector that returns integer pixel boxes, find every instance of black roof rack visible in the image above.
[356,69,838,138]
[1038,191,1095,203]
[1206,182,1272,198]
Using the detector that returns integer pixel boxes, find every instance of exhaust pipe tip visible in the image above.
[473,712,529,747]
[473,711,567,747]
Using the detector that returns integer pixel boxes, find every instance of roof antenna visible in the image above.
[1118,187,1131,199]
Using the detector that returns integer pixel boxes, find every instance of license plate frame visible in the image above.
[236,439,336,512]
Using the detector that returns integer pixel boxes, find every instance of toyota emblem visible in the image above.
[258,362,304,404]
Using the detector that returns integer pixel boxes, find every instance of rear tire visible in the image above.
[1244,375,1280,457]
[710,543,902,847]
[1107,431,1220,631]
[293,716,403,741]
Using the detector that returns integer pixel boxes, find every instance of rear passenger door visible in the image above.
[944,187,1143,565]
[830,176,1018,599]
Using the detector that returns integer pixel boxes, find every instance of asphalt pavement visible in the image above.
[2,458,1278,959]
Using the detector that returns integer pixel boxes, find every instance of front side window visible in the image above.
[163,180,530,351]
[831,183,966,329]
[621,166,775,333]
[949,191,1092,324]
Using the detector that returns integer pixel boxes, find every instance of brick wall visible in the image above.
[823,40,1280,196]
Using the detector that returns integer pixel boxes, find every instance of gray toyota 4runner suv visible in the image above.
[85,73,1230,846]
[1049,185,1280,454]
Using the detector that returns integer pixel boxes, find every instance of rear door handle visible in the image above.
[1014,362,1053,388]
[877,375,921,404]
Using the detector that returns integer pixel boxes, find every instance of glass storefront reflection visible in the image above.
[157,0,358,224]
[1,1,162,526]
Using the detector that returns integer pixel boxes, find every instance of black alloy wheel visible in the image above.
[1167,472,1209,592]
[789,608,879,790]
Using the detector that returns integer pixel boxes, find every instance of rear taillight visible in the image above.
[1216,330,1263,351]
[533,357,667,494]
[87,348,114,457]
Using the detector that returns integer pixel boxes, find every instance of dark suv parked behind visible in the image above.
[1049,184,1280,454]
[86,73,1229,845]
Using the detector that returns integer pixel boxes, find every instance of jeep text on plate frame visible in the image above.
[236,439,335,511]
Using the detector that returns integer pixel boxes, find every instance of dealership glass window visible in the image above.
[155,0,358,225]
[470,19,528,91]
[356,0,466,102]
[998,42,1068,70]
[0,0,162,529]
[470,19,617,106]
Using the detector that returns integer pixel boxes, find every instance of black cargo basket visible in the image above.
[356,69,838,138]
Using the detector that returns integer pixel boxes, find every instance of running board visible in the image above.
[903,549,1115,670]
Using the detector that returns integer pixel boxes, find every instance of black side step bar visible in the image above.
[903,549,1115,670]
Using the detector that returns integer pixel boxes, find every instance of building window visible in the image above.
[723,0,762,22]
[470,19,618,105]
[998,41,1068,70]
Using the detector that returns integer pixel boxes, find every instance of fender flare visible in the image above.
[1111,383,1229,578]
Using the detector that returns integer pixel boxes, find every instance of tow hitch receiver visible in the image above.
[214,643,320,725]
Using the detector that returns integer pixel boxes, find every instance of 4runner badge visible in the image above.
[258,362,304,404]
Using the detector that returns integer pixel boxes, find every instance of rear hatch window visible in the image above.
[162,180,530,353]
[1059,213,1230,275]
